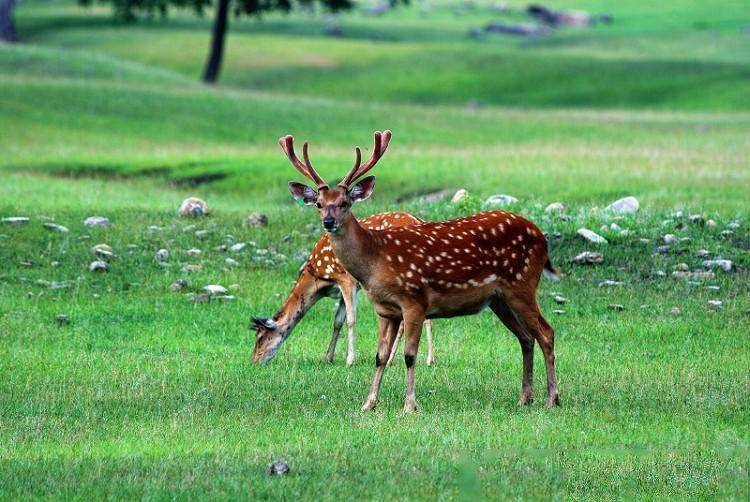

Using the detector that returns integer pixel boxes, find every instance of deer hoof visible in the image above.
[346,354,355,366]
[546,394,561,407]
[324,353,335,364]
[518,395,534,406]
[402,399,418,413]
[361,397,378,411]
[425,355,435,366]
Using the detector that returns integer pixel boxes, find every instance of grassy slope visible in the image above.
[1,0,749,499]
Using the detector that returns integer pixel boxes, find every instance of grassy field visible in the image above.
[1,0,749,499]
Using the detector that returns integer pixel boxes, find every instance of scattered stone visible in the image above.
[577,228,608,244]
[19,261,32,268]
[639,238,651,244]
[451,189,468,203]
[49,281,72,291]
[77,235,90,241]
[2,216,30,225]
[703,259,732,272]
[51,261,60,267]
[91,243,115,259]
[552,309,565,315]
[675,263,689,272]
[707,300,723,311]
[43,222,69,233]
[663,234,678,244]
[186,248,202,257]
[727,220,741,230]
[179,197,210,217]
[707,285,720,292]
[608,304,625,311]
[672,271,691,279]
[214,295,236,302]
[84,216,110,228]
[691,271,715,280]
[203,284,228,295]
[147,225,163,233]
[609,223,623,232]
[670,306,682,316]
[213,244,228,252]
[485,194,518,206]
[654,245,670,254]
[267,460,290,476]
[170,279,188,293]
[182,264,202,273]
[89,260,108,272]
[230,242,247,253]
[54,314,70,326]
[705,219,717,227]
[552,294,567,304]
[598,280,623,287]
[694,249,710,258]
[155,249,170,262]
[720,230,734,239]
[244,212,269,228]
[571,251,603,264]
[545,202,565,214]
[225,257,239,267]
[605,196,639,214]
[192,293,211,304]
[688,214,704,225]
[195,230,209,239]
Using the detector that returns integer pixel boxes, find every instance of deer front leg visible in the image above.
[402,308,426,413]
[362,316,398,411]
[325,298,346,363]
[340,282,358,366]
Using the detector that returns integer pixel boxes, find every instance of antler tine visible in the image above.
[278,135,328,189]
[339,130,392,188]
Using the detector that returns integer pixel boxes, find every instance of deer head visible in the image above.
[281,130,392,233]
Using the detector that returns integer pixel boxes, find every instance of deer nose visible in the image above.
[323,217,336,230]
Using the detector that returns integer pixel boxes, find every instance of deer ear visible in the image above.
[348,176,375,203]
[288,182,318,205]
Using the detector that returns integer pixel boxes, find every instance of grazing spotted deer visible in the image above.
[281,130,560,412]
[251,212,435,366]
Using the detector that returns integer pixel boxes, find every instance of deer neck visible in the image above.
[327,214,377,287]
[272,270,324,338]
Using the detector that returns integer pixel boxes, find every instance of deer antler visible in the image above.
[278,135,328,189]
[339,130,392,188]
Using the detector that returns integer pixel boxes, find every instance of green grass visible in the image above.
[1,0,749,499]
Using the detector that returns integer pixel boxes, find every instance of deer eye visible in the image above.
[340,201,350,209]
[315,202,322,209]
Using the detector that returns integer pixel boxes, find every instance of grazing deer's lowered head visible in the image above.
[280,130,560,413]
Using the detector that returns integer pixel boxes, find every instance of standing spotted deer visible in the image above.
[281,130,560,412]
[251,212,435,365]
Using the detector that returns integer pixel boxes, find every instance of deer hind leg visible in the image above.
[402,307,426,413]
[362,316,399,411]
[424,319,435,366]
[386,321,404,366]
[325,298,347,363]
[489,294,534,405]
[503,289,560,407]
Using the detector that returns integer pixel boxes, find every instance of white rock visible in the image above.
[703,259,732,272]
[705,219,717,227]
[84,216,110,228]
[451,189,468,203]
[485,194,518,206]
[186,248,202,256]
[230,242,247,252]
[43,222,69,233]
[155,249,169,262]
[571,251,604,264]
[577,228,608,244]
[89,260,108,272]
[179,197,210,217]
[91,243,114,258]
[606,196,639,214]
[663,234,678,244]
[545,202,565,214]
[707,300,723,311]
[203,284,228,295]
[598,280,623,287]
[244,212,268,227]
[225,257,239,267]
[2,216,30,225]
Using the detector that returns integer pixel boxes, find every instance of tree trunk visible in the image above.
[202,0,229,84]
[0,0,19,43]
